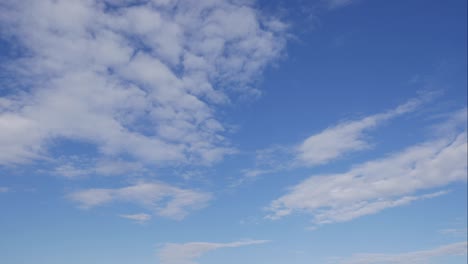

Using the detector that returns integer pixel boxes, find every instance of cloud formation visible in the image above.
[241,96,430,182]
[267,109,467,226]
[338,241,467,264]
[325,0,357,9]
[296,97,425,166]
[158,240,269,264]
[119,213,151,223]
[69,182,212,220]
[53,158,145,178]
[0,0,286,166]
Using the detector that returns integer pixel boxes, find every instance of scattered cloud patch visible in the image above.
[157,240,269,264]
[267,109,467,226]
[240,96,431,183]
[69,182,212,220]
[0,187,9,193]
[338,241,468,264]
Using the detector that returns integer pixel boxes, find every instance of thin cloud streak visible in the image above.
[338,241,467,264]
[119,213,151,223]
[158,240,269,264]
[296,96,428,167]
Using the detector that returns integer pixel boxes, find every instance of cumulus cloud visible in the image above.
[267,109,467,226]
[157,240,269,264]
[69,182,212,220]
[338,241,467,264]
[0,0,286,166]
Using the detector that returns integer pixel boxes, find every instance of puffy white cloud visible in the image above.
[157,240,269,264]
[338,241,467,264]
[0,0,286,166]
[69,182,212,220]
[267,109,467,226]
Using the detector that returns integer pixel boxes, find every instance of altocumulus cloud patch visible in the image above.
[0,0,287,167]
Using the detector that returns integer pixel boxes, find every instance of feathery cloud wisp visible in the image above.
[267,109,467,226]
[296,97,426,166]
[119,213,151,223]
[158,240,269,264]
[338,241,467,264]
[69,182,212,220]
[241,96,430,182]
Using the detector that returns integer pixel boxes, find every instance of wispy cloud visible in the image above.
[0,0,286,166]
[235,145,293,186]
[439,228,467,237]
[296,96,427,167]
[157,240,269,264]
[241,96,431,182]
[53,158,145,179]
[324,0,360,9]
[0,187,9,193]
[338,241,467,264]
[119,213,151,224]
[267,109,467,226]
[69,182,212,220]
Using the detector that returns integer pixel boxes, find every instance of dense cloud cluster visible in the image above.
[0,0,286,166]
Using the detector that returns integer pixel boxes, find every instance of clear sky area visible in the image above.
[0,0,466,263]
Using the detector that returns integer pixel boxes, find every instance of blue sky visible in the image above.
[0,0,466,263]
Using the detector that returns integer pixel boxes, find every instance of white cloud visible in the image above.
[239,97,430,183]
[54,164,89,179]
[69,182,212,220]
[267,109,467,226]
[0,187,9,193]
[296,97,425,166]
[234,145,293,186]
[94,159,144,176]
[157,240,269,264]
[53,158,145,178]
[338,241,467,264]
[0,0,286,166]
[326,0,355,9]
[119,213,151,223]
